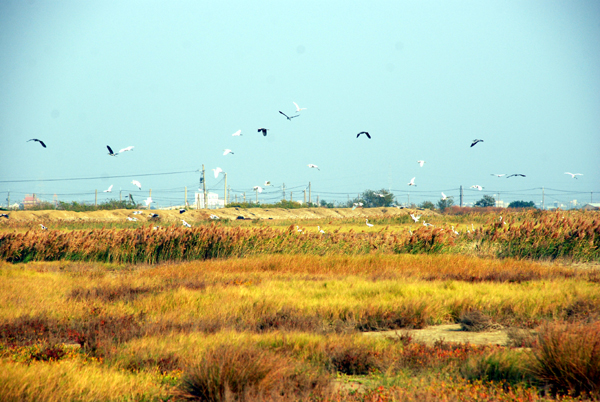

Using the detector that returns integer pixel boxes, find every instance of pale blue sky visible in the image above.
[1,0,598,208]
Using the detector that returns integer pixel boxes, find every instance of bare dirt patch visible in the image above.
[363,324,509,346]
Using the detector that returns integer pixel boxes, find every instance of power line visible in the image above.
[0,169,199,184]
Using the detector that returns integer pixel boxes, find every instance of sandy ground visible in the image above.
[363,324,509,346]
[2,207,437,223]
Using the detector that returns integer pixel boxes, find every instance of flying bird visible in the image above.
[103,185,113,193]
[182,220,191,228]
[470,185,483,191]
[264,181,271,186]
[119,146,134,153]
[28,139,46,148]
[356,131,371,139]
[179,209,186,214]
[564,172,583,179]
[417,160,425,167]
[470,139,484,147]
[212,167,223,178]
[491,174,505,177]
[410,214,421,223]
[408,177,416,187]
[0,214,8,219]
[144,197,153,207]
[279,111,299,121]
[293,102,307,112]
[308,164,320,171]
[352,202,363,210]
[253,186,263,193]
[107,145,118,156]
[149,213,159,218]
[232,130,242,136]
[506,174,526,178]
[131,180,142,190]
[366,219,374,227]
[441,192,448,200]
[258,128,269,136]
[223,149,234,156]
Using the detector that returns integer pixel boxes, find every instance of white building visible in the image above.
[194,192,225,209]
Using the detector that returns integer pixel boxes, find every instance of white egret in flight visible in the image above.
[253,186,263,193]
[213,167,223,178]
[119,146,134,153]
[293,102,307,112]
[410,214,421,223]
[279,111,299,121]
[182,220,191,228]
[223,149,234,156]
[232,130,242,136]
[470,185,483,191]
[103,185,113,193]
[491,174,505,177]
[564,172,583,179]
[470,139,483,147]
[417,160,425,167]
[308,164,320,171]
[408,177,416,186]
[131,180,142,190]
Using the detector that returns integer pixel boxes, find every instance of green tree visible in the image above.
[436,198,455,212]
[419,201,435,210]
[361,189,394,208]
[474,195,496,207]
[508,200,536,209]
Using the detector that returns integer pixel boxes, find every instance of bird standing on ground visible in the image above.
[356,131,371,139]
[210,215,219,219]
[182,220,191,228]
[471,139,483,147]
[279,111,299,121]
[107,145,117,156]
[293,102,307,112]
[28,139,46,148]
[258,128,269,136]
[308,164,320,171]
[565,172,583,179]
[317,226,325,234]
[366,219,374,227]
[408,177,417,186]
[103,185,113,193]
[131,180,142,190]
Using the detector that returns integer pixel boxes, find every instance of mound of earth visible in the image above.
[3,207,437,223]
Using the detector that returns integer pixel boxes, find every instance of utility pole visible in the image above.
[255,188,258,204]
[290,192,293,202]
[303,189,306,204]
[202,164,207,209]
[7,190,9,208]
[542,187,545,210]
[460,186,463,207]
[317,195,319,206]
[185,187,188,208]
[95,189,97,206]
[282,183,285,201]
[224,173,227,207]
[120,189,122,202]
[308,182,311,205]
[243,192,246,203]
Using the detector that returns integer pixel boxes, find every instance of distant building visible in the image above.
[22,194,40,209]
[194,192,225,209]
[582,203,600,211]
[495,200,507,208]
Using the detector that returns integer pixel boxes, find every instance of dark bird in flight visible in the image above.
[470,139,483,147]
[279,111,299,121]
[28,139,46,148]
[107,145,118,156]
[507,174,526,178]
[356,131,371,139]
[258,128,269,136]
[0,214,8,219]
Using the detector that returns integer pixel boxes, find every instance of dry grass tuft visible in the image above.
[459,310,504,332]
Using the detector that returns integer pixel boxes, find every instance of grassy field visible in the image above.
[0,209,599,401]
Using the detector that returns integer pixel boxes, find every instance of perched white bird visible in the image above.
[293,102,307,112]
[564,172,583,179]
[119,146,134,153]
[308,164,320,171]
[470,185,483,191]
[133,211,143,215]
[40,224,47,230]
[210,214,219,219]
[253,186,263,193]
[223,149,234,156]
[264,181,271,186]
[213,167,223,179]
[127,217,137,221]
[491,174,506,177]
[317,226,325,234]
[182,220,191,228]
[103,185,113,193]
[423,222,434,227]
[408,177,416,187]
[232,130,242,137]
[417,160,425,167]
[144,197,153,207]
[410,213,421,223]
[366,219,374,227]
[131,180,142,190]
[296,225,303,233]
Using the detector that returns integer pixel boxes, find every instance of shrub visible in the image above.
[459,310,503,332]
[460,349,536,386]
